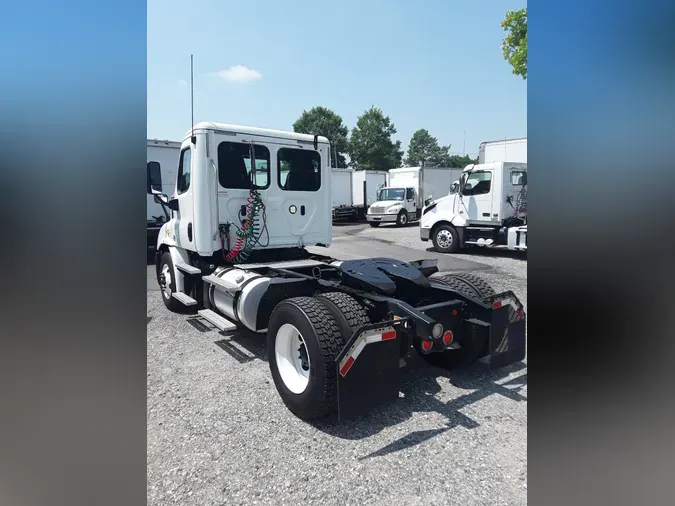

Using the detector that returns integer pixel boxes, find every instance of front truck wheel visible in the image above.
[267,297,346,420]
[416,272,496,369]
[432,224,460,253]
[158,251,184,313]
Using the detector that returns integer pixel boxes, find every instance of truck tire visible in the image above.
[430,272,496,298]
[316,292,370,338]
[158,251,184,313]
[396,210,408,226]
[432,224,460,253]
[417,272,496,368]
[267,296,346,420]
[369,222,381,228]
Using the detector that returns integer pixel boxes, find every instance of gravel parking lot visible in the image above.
[147,223,527,506]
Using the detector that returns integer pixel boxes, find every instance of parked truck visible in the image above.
[147,139,181,248]
[331,168,388,222]
[148,122,526,421]
[478,137,527,164]
[366,166,463,227]
[331,168,356,221]
[420,161,527,252]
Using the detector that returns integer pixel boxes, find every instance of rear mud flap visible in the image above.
[335,321,406,421]
[487,291,526,368]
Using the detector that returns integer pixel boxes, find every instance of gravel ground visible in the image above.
[147,224,527,506]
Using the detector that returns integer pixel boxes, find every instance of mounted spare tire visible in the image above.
[267,296,346,420]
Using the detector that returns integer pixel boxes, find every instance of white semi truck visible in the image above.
[147,139,181,248]
[148,122,526,421]
[420,161,527,252]
[366,166,463,227]
[331,168,388,221]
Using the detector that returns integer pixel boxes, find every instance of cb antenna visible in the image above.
[190,54,196,144]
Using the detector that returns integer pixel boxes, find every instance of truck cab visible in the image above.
[365,186,418,227]
[420,162,527,252]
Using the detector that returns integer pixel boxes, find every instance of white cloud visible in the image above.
[216,65,262,83]
[177,79,188,86]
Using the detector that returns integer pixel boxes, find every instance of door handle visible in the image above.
[482,213,490,217]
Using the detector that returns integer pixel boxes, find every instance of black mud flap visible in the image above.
[487,291,526,368]
[335,320,406,420]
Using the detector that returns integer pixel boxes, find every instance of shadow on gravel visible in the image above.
[188,322,269,363]
[425,246,527,261]
[311,355,527,459]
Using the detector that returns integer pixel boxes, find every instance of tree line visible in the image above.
[292,106,477,171]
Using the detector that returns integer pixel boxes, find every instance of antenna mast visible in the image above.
[190,54,195,144]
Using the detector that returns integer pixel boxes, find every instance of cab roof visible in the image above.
[184,122,330,145]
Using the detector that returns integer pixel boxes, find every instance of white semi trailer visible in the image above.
[478,137,527,164]
[331,168,388,221]
[148,122,527,421]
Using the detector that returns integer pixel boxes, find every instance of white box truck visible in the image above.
[331,168,357,221]
[366,166,462,227]
[478,137,527,164]
[420,161,527,252]
[147,139,181,248]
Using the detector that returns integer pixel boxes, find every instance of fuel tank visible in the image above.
[208,267,271,332]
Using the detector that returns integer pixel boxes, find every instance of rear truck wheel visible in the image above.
[158,251,183,313]
[369,222,381,227]
[396,210,408,226]
[267,297,346,420]
[416,272,496,369]
[432,224,460,253]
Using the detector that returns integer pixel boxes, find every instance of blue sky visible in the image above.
[148,0,527,158]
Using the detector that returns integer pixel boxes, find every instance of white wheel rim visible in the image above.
[161,263,172,299]
[275,323,311,394]
[400,214,407,225]
[437,230,453,249]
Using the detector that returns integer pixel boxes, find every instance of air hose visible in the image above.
[223,189,265,263]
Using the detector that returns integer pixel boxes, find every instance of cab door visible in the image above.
[460,169,495,224]
[174,144,195,248]
[273,144,329,243]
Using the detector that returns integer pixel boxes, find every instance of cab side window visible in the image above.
[463,171,492,196]
[176,148,192,194]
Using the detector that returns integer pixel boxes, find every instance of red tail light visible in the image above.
[442,331,454,346]
[421,340,433,352]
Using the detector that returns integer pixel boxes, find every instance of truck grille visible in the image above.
[370,206,385,214]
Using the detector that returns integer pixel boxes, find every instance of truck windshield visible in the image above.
[377,188,405,201]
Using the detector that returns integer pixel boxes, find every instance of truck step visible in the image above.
[171,292,197,306]
[198,309,237,331]
[234,259,326,270]
[466,227,496,231]
[202,274,242,292]
[176,263,201,275]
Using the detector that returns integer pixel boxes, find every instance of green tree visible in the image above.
[348,106,403,171]
[293,106,349,167]
[405,129,452,167]
[447,154,478,168]
[501,8,527,79]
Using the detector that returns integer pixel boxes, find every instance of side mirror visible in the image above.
[424,198,432,207]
